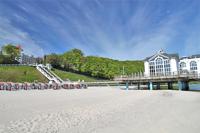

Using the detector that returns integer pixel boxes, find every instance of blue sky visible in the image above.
[0,0,200,60]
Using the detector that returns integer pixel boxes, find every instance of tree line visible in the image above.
[45,49,144,79]
[0,44,43,64]
[0,44,144,79]
[0,44,21,64]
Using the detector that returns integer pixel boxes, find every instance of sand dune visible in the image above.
[0,87,200,133]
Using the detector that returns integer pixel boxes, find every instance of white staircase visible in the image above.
[36,64,63,84]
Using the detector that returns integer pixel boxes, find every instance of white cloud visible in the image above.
[1,0,198,60]
[73,2,181,60]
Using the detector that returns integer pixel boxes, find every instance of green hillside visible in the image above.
[52,69,103,82]
[0,46,144,82]
[0,66,104,82]
[0,66,48,83]
[46,49,144,79]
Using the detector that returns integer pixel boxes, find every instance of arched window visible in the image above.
[149,61,155,76]
[155,58,163,75]
[190,61,197,71]
[156,58,163,65]
[180,62,186,70]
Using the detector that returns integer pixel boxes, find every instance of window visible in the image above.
[155,58,163,76]
[180,62,186,70]
[149,61,155,76]
[190,61,197,71]
[164,60,171,75]
[156,58,163,65]
[149,58,171,76]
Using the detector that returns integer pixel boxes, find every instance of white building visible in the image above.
[144,50,179,77]
[179,55,200,75]
[18,53,37,65]
[144,50,200,77]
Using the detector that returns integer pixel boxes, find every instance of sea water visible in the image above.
[189,84,200,91]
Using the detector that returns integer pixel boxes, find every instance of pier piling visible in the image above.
[178,81,189,91]
[126,81,129,90]
[150,82,153,90]
[168,82,173,90]
[137,82,140,90]
[156,83,160,90]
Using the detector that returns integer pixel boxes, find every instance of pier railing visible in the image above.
[114,71,200,81]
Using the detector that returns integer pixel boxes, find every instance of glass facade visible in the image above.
[164,60,171,75]
[156,58,163,75]
[149,62,155,76]
[149,57,171,76]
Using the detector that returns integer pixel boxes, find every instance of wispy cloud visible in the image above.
[0,0,199,59]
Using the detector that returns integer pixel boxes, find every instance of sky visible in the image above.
[0,0,200,60]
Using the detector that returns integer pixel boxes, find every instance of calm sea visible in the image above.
[189,84,200,91]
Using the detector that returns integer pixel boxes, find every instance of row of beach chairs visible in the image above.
[0,82,87,91]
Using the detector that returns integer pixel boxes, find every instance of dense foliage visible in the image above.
[46,49,144,79]
[0,44,21,64]
[0,55,19,64]
[52,69,102,82]
[2,44,21,58]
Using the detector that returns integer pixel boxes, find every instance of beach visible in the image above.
[0,87,200,133]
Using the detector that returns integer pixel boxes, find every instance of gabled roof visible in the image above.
[144,50,179,61]
[180,54,200,60]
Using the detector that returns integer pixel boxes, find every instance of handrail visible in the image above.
[38,66,54,78]
[36,64,63,83]
[114,71,200,81]
[43,67,63,83]
[37,66,53,79]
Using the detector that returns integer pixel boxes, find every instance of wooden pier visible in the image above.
[85,81,123,86]
[114,71,200,90]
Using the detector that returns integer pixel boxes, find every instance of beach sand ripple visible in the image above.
[0,87,200,133]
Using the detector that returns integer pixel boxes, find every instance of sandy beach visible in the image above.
[0,87,200,133]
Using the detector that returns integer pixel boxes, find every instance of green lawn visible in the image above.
[0,66,48,83]
[52,69,104,82]
[189,81,200,84]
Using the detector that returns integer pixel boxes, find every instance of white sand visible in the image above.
[0,87,200,133]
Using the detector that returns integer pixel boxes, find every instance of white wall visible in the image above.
[180,58,200,74]
[144,57,179,76]
[144,61,149,76]
[179,59,190,71]
[170,58,179,74]
[144,53,200,77]
[198,59,200,75]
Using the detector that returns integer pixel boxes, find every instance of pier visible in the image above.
[114,71,200,90]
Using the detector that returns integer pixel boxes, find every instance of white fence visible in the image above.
[114,71,200,81]
[0,64,36,66]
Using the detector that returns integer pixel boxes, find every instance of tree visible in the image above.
[44,48,144,80]
[0,55,4,64]
[0,44,21,64]
[62,49,84,71]
[0,55,18,64]
[46,53,61,68]
[2,44,21,59]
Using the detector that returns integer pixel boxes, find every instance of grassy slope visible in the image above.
[0,66,48,83]
[52,69,103,82]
